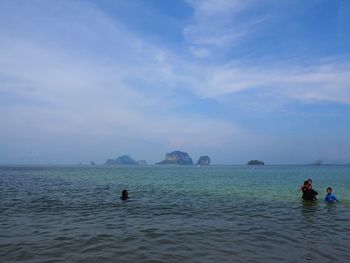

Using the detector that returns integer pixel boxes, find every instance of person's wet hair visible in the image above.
[121,189,129,200]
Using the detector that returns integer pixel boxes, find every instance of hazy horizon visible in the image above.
[1,0,350,165]
[1,152,349,166]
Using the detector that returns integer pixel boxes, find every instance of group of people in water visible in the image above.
[300,178,339,203]
[120,179,340,203]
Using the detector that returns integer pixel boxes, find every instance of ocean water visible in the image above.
[1,165,350,263]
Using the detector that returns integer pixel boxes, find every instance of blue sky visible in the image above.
[0,0,349,164]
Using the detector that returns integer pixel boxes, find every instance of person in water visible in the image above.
[307,178,313,189]
[325,187,339,203]
[300,180,308,192]
[299,178,313,192]
[121,189,129,201]
[301,180,318,201]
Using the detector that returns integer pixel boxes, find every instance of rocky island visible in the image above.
[157,151,193,165]
[247,160,265,165]
[197,156,211,165]
[105,155,138,165]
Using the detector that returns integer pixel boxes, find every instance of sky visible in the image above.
[0,0,350,165]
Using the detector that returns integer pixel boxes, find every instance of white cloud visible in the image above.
[181,0,350,104]
[187,62,350,104]
[184,0,264,56]
[189,46,211,58]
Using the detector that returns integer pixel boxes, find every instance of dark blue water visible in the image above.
[1,165,350,262]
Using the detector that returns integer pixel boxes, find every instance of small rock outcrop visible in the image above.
[247,160,264,165]
[197,156,211,165]
[90,161,96,165]
[105,155,138,165]
[157,151,193,165]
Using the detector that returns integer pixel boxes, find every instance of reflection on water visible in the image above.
[301,200,319,224]
[1,165,350,263]
[301,201,319,262]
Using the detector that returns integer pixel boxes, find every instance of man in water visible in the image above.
[301,180,318,201]
[325,187,339,203]
[120,189,129,201]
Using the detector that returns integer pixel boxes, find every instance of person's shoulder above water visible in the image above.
[120,189,129,201]
[302,190,318,201]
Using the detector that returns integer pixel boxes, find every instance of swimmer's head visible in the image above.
[307,178,312,184]
[327,187,332,194]
[122,189,128,198]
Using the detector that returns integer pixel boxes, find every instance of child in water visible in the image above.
[325,187,339,203]
[307,178,313,189]
[299,178,313,192]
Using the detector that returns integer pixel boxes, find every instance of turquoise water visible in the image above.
[1,165,350,262]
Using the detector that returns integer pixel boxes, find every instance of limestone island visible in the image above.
[105,155,144,165]
[197,156,211,165]
[157,151,193,165]
[247,160,265,165]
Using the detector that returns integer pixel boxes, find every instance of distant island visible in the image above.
[157,151,193,165]
[247,160,265,165]
[197,156,211,165]
[105,155,146,165]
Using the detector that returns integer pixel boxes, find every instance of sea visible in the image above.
[1,165,350,263]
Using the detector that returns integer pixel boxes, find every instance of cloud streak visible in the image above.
[187,62,350,104]
[183,0,266,57]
